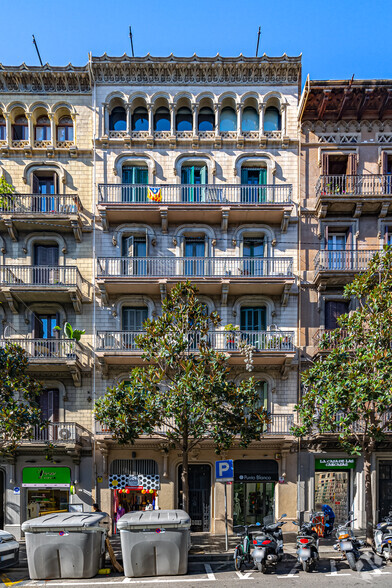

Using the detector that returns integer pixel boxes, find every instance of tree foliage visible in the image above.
[95,282,269,510]
[294,246,392,539]
[0,344,44,456]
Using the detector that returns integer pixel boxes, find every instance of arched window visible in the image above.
[176,107,192,132]
[198,107,214,131]
[154,107,170,131]
[242,107,259,132]
[57,116,74,142]
[109,106,126,131]
[0,116,6,141]
[12,115,28,140]
[35,115,51,141]
[132,107,148,132]
[264,106,281,132]
[219,107,237,131]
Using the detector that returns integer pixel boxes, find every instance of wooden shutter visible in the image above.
[259,168,267,185]
[381,151,389,175]
[137,167,148,184]
[325,301,349,329]
[347,153,357,176]
[241,168,248,184]
[321,152,330,175]
[32,174,40,194]
[40,389,59,422]
[324,225,329,249]
[34,313,42,338]
[200,165,207,185]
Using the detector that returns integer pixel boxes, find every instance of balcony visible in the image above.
[95,413,295,438]
[312,328,348,355]
[0,338,90,386]
[20,422,92,447]
[97,184,293,229]
[314,249,377,285]
[0,194,83,241]
[96,329,295,369]
[96,256,294,303]
[0,265,84,314]
[315,174,392,216]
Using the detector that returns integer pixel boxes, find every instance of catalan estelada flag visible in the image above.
[147,187,162,202]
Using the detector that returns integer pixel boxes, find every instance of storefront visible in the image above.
[22,467,71,519]
[233,460,278,526]
[378,460,392,520]
[314,458,356,525]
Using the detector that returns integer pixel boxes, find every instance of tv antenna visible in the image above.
[32,35,43,66]
[129,26,135,57]
[255,27,261,57]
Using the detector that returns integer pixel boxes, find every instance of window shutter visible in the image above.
[51,389,60,422]
[122,236,134,257]
[259,168,267,185]
[33,174,40,194]
[324,225,329,249]
[347,153,357,175]
[40,391,49,422]
[321,152,329,175]
[241,168,248,184]
[381,151,389,175]
[145,229,149,256]
[346,226,353,249]
[34,313,42,338]
[137,167,148,184]
[200,165,207,185]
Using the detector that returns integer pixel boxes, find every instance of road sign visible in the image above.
[13,487,20,495]
[215,460,234,482]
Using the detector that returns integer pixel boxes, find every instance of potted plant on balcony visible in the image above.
[224,323,239,349]
[54,322,85,358]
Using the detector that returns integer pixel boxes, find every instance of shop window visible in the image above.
[35,115,51,141]
[325,300,349,330]
[0,116,6,140]
[233,460,278,526]
[219,107,237,131]
[109,106,126,131]
[315,469,349,525]
[176,107,192,131]
[264,106,281,132]
[12,115,28,140]
[198,107,214,131]
[242,107,259,131]
[154,107,170,131]
[132,107,148,132]
[57,115,73,142]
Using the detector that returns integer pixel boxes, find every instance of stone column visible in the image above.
[126,105,132,136]
[5,114,11,147]
[103,103,109,136]
[259,103,265,139]
[192,103,198,136]
[26,113,33,147]
[236,104,243,137]
[147,104,153,136]
[169,103,175,136]
[214,104,220,137]
[49,114,56,147]
[281,104,287,136]
[71,113,77,143]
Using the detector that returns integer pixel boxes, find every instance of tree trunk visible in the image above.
[181,448,189,514]
[364,449,374,544]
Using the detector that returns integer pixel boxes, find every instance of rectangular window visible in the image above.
[40,389,60,422]
[185,238,205,276]
[57,126,73,142]
[13,125,28,141]
[35,126,50,141]
[34,244,59,266]
[34,314,58,339]
[240,307,266,331]
[325,300,349,330]
[243,239,265,276]
[327,233,347,270]
[122,307,148,331]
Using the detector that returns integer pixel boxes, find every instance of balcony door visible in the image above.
[325,300,350,330]
[243,238,265,276]
[122,166,148,202]
[122,236,147,276]
[185,239,205,276]
[33,313,59,358]
[240,307,266,348]
[122,306,148,349]
[327,234,346,270]
[39,389,60,441]
[32,173,57,212]
[33,244,59,284]
[181,165,207,202]
[241,168,267,203]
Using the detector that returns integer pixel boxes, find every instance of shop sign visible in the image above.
[315,458,356,471]
[22,467,71,488]
[234,460,279,482]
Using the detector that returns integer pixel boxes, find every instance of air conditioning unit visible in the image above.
[58,427,71,440]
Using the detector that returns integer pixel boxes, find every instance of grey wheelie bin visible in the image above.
[117,509,191,577]
[21,512,109,580]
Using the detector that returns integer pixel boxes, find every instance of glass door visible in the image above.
[327,234,346,270]
[33,174,56,212]
[241,168,267,203]
[240,307,266,348]
[379,461,392,521]
[122,307,148,349]
[233,482,275,526]
[122,166,148,202]
[181,166,207,202]
[185,239,205,276]
[33,244,59,284]
[243,239,265,276]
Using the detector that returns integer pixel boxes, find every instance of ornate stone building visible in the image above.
[0,53,301,537]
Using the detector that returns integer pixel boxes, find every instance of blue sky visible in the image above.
[1,0,391,84]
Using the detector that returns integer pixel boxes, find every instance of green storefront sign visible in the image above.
[22,467,71,488]
[315,458,356,471]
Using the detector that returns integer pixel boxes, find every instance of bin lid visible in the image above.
[21,512,109,532]
[117,509,191,530]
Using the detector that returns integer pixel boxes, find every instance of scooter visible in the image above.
[374,511,392,562]
[251,514,287,573]
[333,511,364,571]
[293,515,319,572]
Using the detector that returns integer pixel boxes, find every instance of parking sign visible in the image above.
[215,460,234,482]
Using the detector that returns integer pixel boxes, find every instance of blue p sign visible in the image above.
[216,460,234,481]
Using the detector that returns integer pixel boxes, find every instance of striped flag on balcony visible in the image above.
[147,187,162,202]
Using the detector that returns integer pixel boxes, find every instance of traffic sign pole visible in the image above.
[224,482,228,551]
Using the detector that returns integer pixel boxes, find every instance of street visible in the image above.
[1,554,392,587]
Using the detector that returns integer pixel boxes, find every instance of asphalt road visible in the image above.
[1,553,392,588]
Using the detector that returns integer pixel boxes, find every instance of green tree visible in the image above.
[0,176,15,210]
[294,247,392,542]
[0,344,44,456]
[95,282,268,512]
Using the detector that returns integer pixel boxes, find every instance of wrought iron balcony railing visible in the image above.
[316,174,392,197]
[97,330,295,352]
[20,422,91,444]
[0,265,82,288]
[0,338,81,360]
[98,183,292,205]
[0,193,81,214]
[97,257,294,278]
[313,328,348,349]
[314,250,378,272]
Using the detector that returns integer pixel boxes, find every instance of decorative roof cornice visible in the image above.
[0,63,90,94]
[91,53,302,86]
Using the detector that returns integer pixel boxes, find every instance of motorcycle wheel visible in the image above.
[256,562,267,574]
[302,560,311,573]
[234,549,244,572]
[346,552,357,571]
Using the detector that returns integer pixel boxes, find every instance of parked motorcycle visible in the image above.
[293,515,319,572]
[333,511,364,571]
[374,511,392,562]
[251,514,287,573]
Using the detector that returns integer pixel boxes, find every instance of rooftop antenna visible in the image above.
[129,26,135,57]
[32,35,43,66]
[255,27,261,57]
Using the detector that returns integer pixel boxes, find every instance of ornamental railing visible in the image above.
[0,338,80,360]
[0,265,82,288]
[98,183,292,205]
[21,422,91,444]
[96,330,295,352]
[0,193,81,214]
[316,174,392,197]
[97,256,293,278]
[314,250,378,272]
[313,328,348,348]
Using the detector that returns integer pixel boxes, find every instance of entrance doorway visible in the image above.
[379,460,392,520]
[315,470,349,525]
[178,464,211,532]
[233,482,275,526]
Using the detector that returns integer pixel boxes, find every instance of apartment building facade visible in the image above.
[298,79,392,528]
